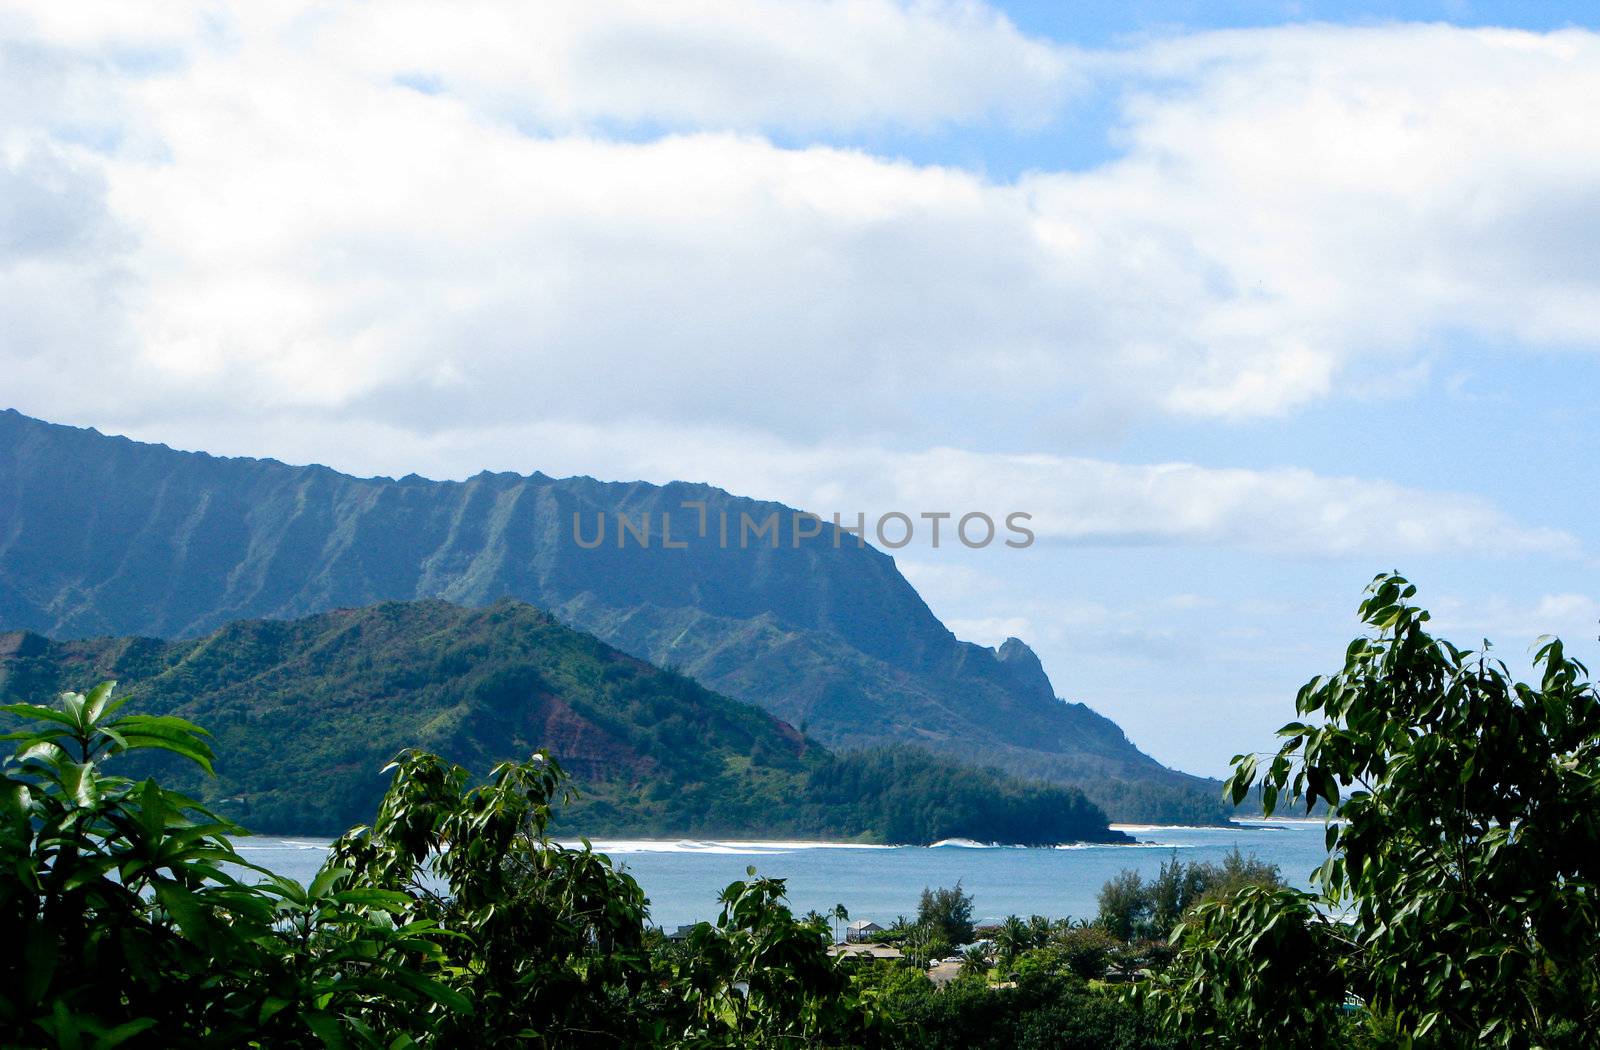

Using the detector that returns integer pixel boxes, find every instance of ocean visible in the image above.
[232,819,1331,929]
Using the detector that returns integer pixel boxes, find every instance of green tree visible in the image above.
[994,915,1033,963]
[679,870,881,1046]
[0,682,461,1047]
[328,748,880,1047]
[958,945,992,980]
[874,970,1170,1050]
[1097,849,1282,946]
[1151,573,1600,1047]
[1095,869,1150,942]
[1146,851,1208,935]
[903,922,952,969]
[1139,883,1351,1049]
[1200,846,1281,904]
[1,682,883,1048]
[1055,924,1120,981]
[917,883,976,947]
[326,748,657,1045]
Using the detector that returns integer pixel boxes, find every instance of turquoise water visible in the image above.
[233,820,1330,929]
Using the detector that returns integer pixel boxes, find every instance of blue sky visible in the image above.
[2,1,1596,775]
[1004,0,1598,38]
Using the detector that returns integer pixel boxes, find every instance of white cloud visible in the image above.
[95,413,1579,561]
[584,431,1581,559]
[3,13,1597,443]
[943,615,1036,645]
[1074,23,1600,414]
[0,8,1592,566]
[1430,591,1600,648]
[1,1,1079,134]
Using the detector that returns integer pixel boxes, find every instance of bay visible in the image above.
[233,819,1329,930]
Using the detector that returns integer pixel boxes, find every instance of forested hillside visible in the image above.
[0,598,1123,844]
[0,409,1228,822]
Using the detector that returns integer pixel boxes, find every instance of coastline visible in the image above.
[232,823,1322,855]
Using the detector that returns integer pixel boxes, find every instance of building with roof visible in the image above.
[828,942,904,963]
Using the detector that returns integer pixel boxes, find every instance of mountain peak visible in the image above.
[995,636,1056,703]
[0,408,1229,822]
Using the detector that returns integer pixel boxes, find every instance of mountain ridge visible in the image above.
[0,408,1230,822]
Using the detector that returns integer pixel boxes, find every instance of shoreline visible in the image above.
[231,821,1324,855]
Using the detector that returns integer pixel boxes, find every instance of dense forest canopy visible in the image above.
[0,599,1122,846]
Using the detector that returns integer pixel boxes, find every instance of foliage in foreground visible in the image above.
[0,683,455,1046]
[1144,573,1600,1048]
[12,571,1596,1048]
[0,682,875,1047]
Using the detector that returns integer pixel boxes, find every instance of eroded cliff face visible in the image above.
[0,409,1228,820]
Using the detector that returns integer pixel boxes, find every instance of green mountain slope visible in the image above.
[0,599,1124,844]
[0,409,1228,822]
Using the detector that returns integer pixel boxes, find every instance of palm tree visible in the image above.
[994,914,1031,961]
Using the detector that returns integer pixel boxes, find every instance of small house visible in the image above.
[845,919,885,942]
[828,942,904,963]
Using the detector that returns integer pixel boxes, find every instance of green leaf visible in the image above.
[308,864,351,901]
[0,702,80,729]
[302,1011,348,1049]
[383,967,474,1015]
[82,680,118,725]
[153,882,216,944]
[24,921,58,1004]
[61,762,102,808]
[111,714,216,774]
[88,1018,156,1048]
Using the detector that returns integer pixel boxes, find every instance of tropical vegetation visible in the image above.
[1,682,876,1046]
[0,599,1121,846]
[1144,573,1600,1047]
[5,573,1597,1047]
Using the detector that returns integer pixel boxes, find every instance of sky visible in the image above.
[2,1,1597,776]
